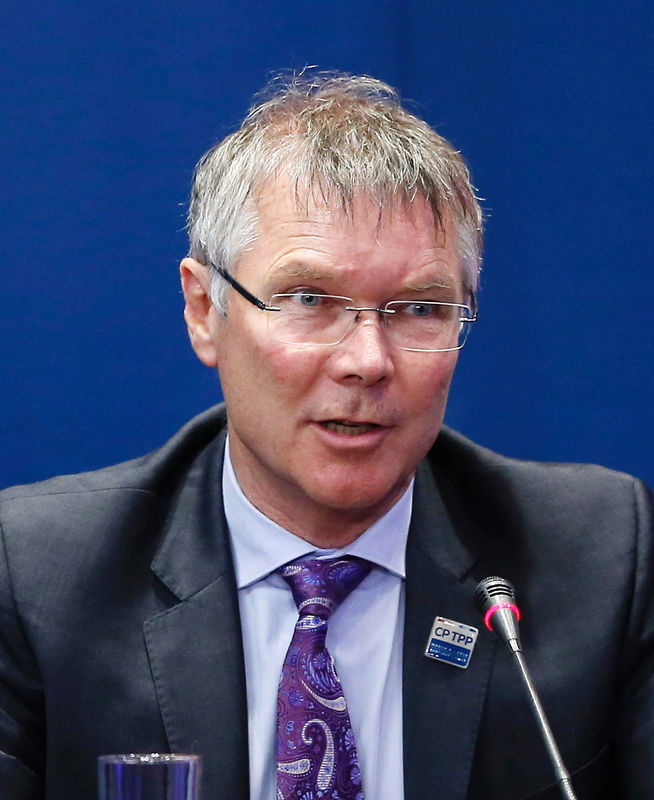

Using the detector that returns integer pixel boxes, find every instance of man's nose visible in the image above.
[333,311,395,385]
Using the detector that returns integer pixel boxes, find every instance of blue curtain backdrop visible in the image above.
[2,1,652,488]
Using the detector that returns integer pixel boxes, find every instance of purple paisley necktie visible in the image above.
[276,557,372,800]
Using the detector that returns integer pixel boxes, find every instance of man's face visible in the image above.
[188,182,464,545]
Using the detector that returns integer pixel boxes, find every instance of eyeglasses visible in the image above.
[213,265,477,352]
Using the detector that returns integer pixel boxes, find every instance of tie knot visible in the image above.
[279,557,371,620]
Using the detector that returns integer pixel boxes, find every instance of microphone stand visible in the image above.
[476,584,578,800]
[508,642,578,800]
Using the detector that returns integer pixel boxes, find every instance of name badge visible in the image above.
[424,616,478,669]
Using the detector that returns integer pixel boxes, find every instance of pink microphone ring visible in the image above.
[484,602,521,631]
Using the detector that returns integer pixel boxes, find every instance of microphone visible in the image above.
[475,577,578,800]
[475,576,521,652]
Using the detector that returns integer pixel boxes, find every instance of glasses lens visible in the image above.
[268,294,352,345]
[385,301,473,351]
[266,295,474,351]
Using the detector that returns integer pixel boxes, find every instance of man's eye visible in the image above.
[291,293,323,308]
[403,302,436,317]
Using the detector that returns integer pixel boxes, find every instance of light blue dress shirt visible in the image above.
[222,439,411,800]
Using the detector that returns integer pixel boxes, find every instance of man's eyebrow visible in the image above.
[269,262,334,281]
[268,264,459,293]
[404,276,457,292]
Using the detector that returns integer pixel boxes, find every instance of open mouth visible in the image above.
[320,420,382,436]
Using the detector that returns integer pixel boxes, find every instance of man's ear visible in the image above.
[180,257,221,367]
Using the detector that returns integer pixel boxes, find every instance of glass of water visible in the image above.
[98,753,201,800]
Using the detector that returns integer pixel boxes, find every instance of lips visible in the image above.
[320,420,382,436]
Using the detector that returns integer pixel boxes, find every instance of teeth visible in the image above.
[322,421,379,436]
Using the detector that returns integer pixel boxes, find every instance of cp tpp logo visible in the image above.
[424,616,479,669]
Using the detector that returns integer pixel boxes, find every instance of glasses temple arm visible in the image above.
[212,264,268,311]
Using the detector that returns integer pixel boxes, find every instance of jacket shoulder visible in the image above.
[434,424,643,494]
[0,404,228,504]
[430,425,652,562]
[0,405,228,554]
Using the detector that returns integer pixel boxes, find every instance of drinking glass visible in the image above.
[98,753,201,800]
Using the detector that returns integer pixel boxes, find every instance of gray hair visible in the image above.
[187,70,483,313]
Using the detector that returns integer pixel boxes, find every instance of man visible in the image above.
[0,72,652,800]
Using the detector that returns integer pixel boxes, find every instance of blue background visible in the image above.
[2,2,652,488]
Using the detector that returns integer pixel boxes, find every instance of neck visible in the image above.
[238,486,394,548]
[229,436,413,549]
[249,505,384,549]
[227,441,412,548]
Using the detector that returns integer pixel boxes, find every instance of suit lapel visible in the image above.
[144,430,249,799]
[403,460,496,800]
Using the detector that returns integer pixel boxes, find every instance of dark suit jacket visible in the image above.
[0,404,652,800]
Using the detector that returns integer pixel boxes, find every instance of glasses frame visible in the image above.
[212,264,477,352]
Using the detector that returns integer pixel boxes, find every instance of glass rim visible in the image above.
[265,301,475,351]
[269,292,474,314]
[98,753,200,765]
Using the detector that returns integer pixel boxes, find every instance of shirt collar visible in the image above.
[222,436,411,590]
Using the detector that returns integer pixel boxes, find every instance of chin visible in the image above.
[307,472,408,515]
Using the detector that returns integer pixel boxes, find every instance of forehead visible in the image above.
[244,178,461,287]
[253,177,442,238]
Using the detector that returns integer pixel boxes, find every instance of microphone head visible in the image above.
[475,576,522,648]
[475,575,517,615]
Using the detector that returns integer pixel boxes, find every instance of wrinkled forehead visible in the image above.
[232,175,465,301]
[252,174,450,244]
